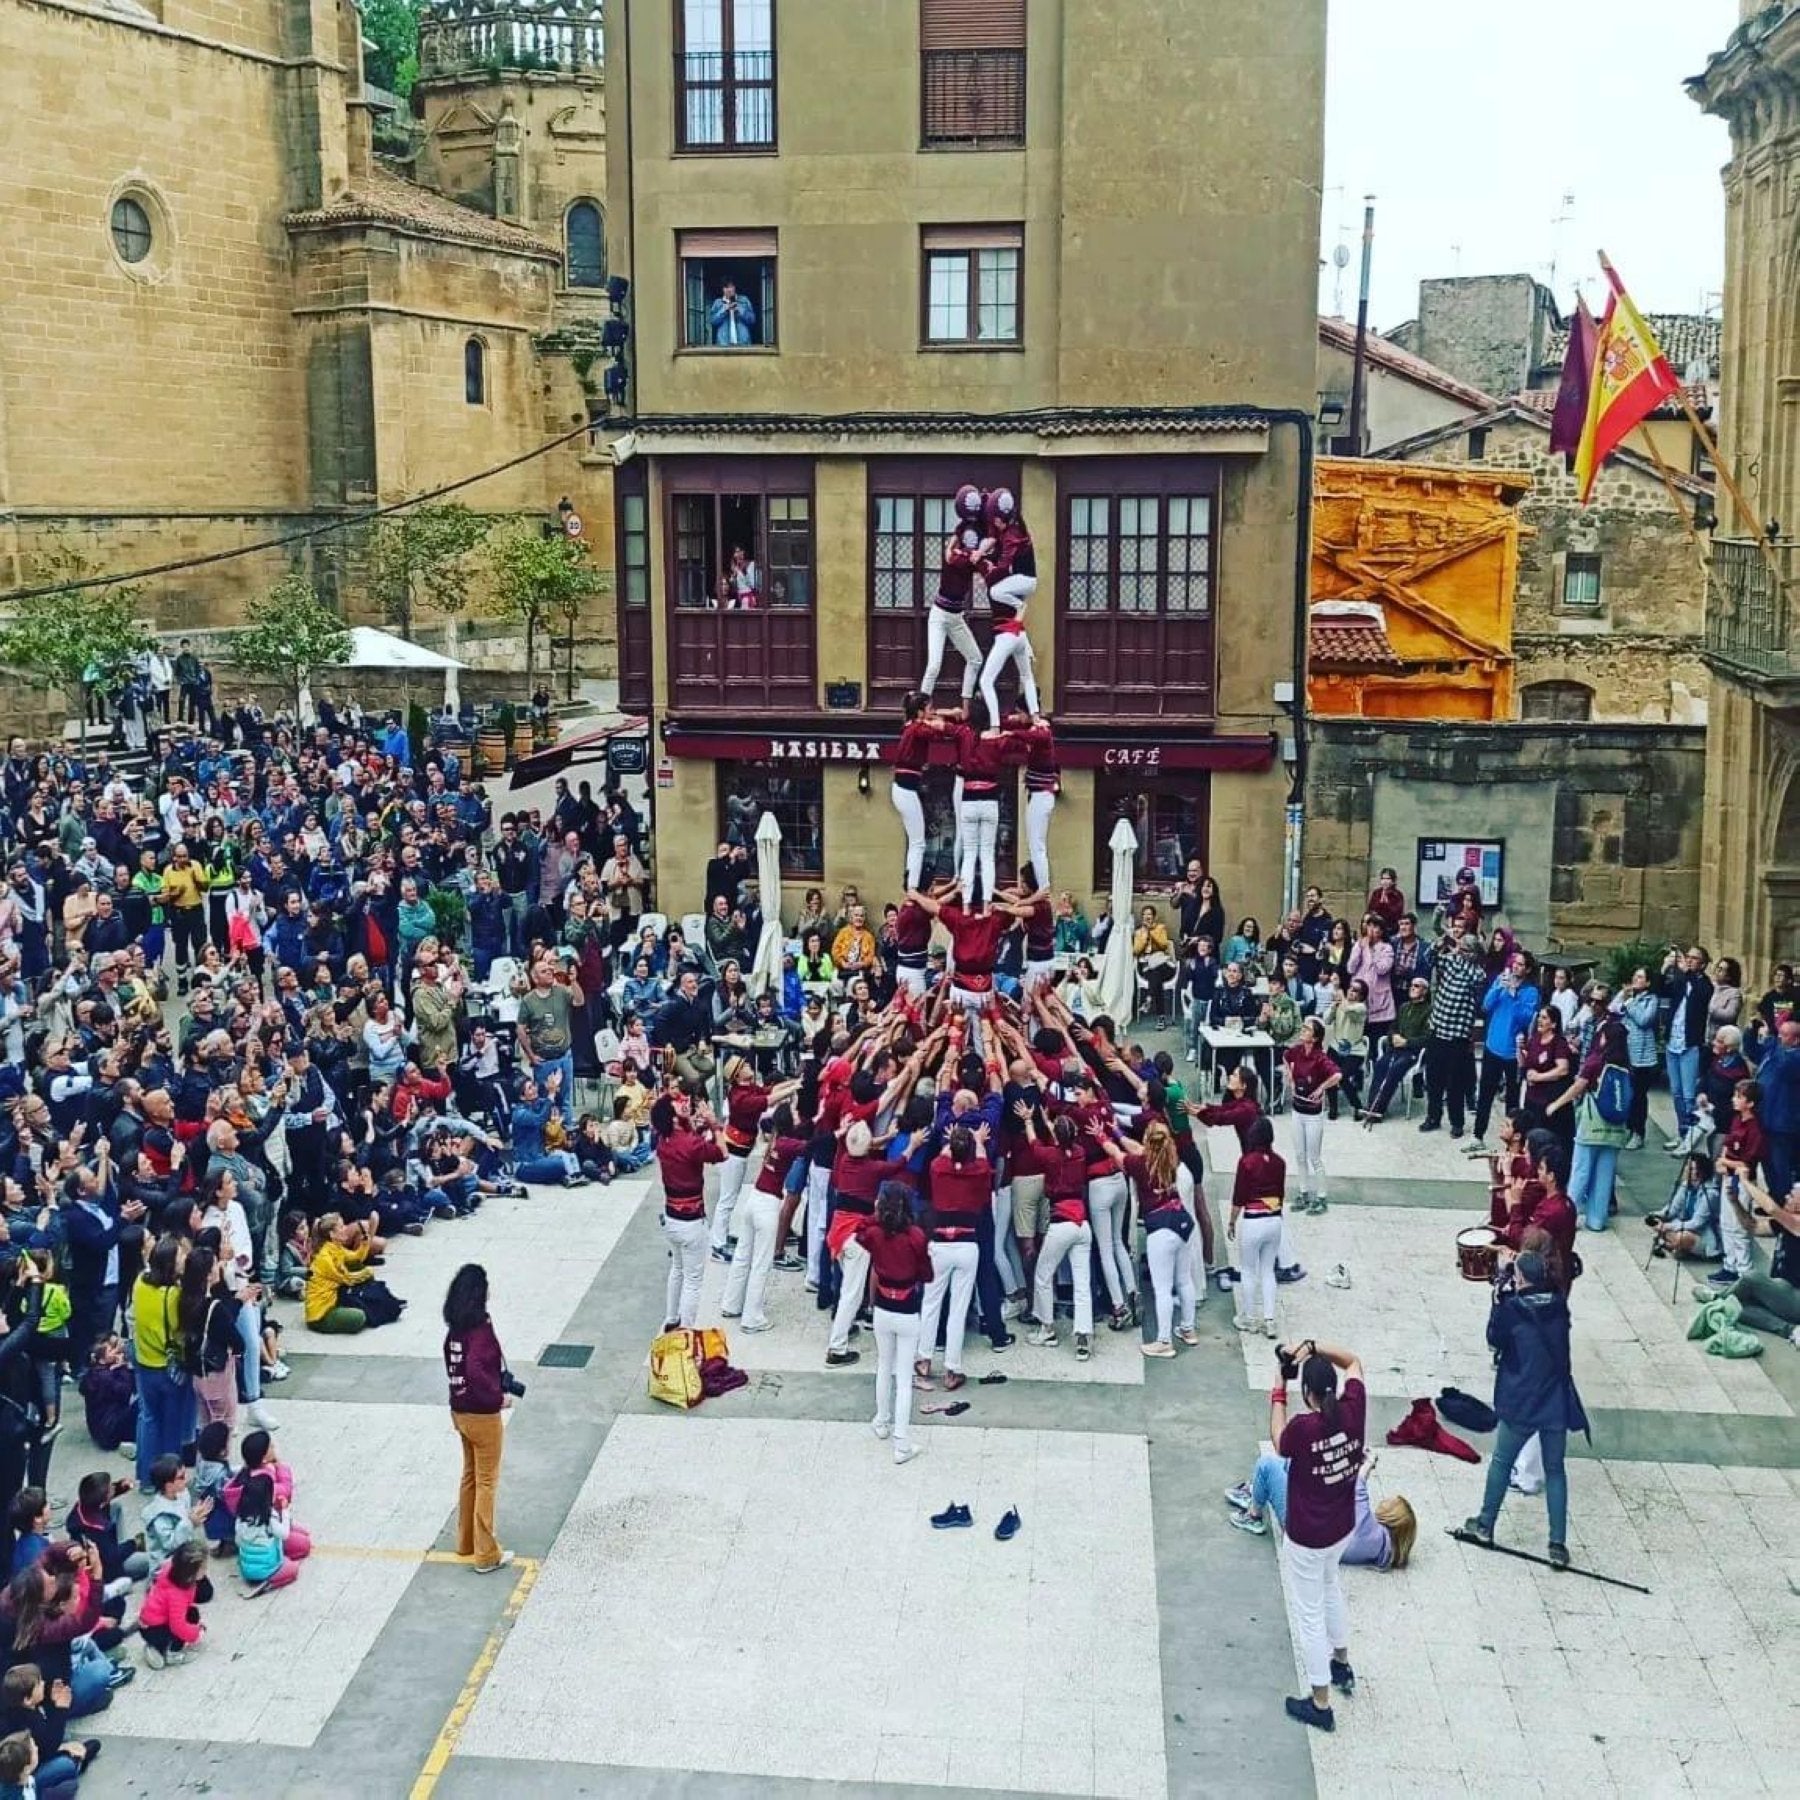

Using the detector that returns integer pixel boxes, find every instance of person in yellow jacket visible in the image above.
[158,844,207,995]
[304,1213,391,1334]
[198,835,238,958]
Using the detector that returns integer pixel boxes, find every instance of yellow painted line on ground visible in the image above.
[409,1555,542,1800]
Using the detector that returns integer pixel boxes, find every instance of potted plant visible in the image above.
[425,883,470,952]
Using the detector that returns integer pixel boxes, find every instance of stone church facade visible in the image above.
[0,0,613,673]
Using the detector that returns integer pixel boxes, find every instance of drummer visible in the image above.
[1497,1134,1577,1286]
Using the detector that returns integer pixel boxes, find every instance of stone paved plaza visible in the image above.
[70,1071,1800,1800]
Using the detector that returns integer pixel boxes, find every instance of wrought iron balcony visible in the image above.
[417,0,604,81]
[1705,535,1800,683]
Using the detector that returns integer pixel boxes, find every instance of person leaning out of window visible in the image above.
[708,280,756,346]
[442,1264,515,1576]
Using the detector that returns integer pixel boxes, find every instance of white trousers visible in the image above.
[979,620,1040,730]
[958,797,999,903]
[804,1163,830,1280]
[661,1214,709,1328]
[1719,1181,1755,1276]
[922,605,981,701]
[915,1239,979,1374]
[1291,1110,1327,1200]
[873,1309,922,1452]
[712,1149,753,1250]
[1287,1534,1351,1689]
[830,1233,871,1352]
[1034,1220,1095,1334]
[1086,1171,1137,1310]
[721,1189,779,1327]
[894,965,929,1000]
[1237,1213,1282,1325]
[1146,1227,1198,1342]
[890,782,928,892]
[1024,789,1055,891]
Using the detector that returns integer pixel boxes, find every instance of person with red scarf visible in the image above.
[652,1095,726,1332]
[856,1183,935,1465]
[1020,1112,1095,1361]
[976,486,1040,728]
[889,694,957,894]
[1003,709,1059,891]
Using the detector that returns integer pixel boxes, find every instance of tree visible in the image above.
[363,504,491,646]
[232,571,352,719]
[0,544,153,750]
[362,0,422,96]
[485,527,604,693]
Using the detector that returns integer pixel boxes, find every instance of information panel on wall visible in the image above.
[1416,838,1504,908]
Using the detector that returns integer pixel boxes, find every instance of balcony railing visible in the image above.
[418,0,604,80]
[1705,536,1800,681]
[921,48,1026,147]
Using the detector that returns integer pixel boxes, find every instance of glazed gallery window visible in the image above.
[673,490,811,609]
[872,493,960,610]
[566,201,605,288]
[1561,550,1603,610]
[1067,493,1212,614]
[680,229,777,348]
[718,761,821,877]
[676,0,776,150]
[922,226,1022,345]
[1093,775,1207,888]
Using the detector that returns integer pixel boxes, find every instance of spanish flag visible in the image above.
[1573,254,1682,505]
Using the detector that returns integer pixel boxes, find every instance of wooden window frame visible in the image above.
[1560,549,1603,612]
[678,229,779,352]
[1055,458,1222,722]
[919,0,1028,150]
[717,760,823,878]
[919,226,1024,350]
[1091,772,1210,890]
[614,463,653,713]
[662,456,817,713]
[674,0,778,155]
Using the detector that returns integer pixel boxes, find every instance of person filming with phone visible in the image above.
[442,1264,521,1576]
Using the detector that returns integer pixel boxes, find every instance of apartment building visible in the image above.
[600,0,1324,911]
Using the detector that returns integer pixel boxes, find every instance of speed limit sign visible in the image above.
[562,510,583,539]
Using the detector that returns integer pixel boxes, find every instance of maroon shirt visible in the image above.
[1008,720,1060,792]
[444,1319,506,1414]
[1233,1148,1286,1215]
[927,1155,991,1239]
[952,724,1024,794]
[1365,886,1405,931]
[657,1127,723,1220]
[941,903,1009,990]
[755,1134,808,1199]
[893,720,938,784]
[723,1085,771,1153]
[893,900,931,965]
[1722,1114,1767,1178]
[1285,1044,1340,1114]
[854,1220,934,1312]
[1280,1376,1367,1549]
[1195,1096,1262,1149]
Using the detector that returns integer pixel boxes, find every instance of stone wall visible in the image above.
[1399,275,1557,401]
[1304,718,1706,948]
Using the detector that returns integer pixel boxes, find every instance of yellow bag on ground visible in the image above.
[695,1325,731,1365]
[648,1329,703,1408]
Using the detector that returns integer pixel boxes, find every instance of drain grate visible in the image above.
[537,1343,594,1369]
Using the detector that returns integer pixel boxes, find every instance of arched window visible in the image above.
[1520,680,1593,723]
[464,337,486,405]
[566,201,605,288]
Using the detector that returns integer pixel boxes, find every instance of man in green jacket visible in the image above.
[1362,976,1432,1124]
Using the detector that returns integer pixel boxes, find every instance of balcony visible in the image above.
[1705,536,1800,690]
[417,0,603,81]
[921,49,1026,148]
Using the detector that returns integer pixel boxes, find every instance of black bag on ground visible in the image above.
[1436,1386,1497,1433]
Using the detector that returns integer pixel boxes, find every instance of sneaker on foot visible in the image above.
[824,1348,860,1368]
[1224,1481,1253,1509]
[474,1550,516,1574]
[1028,1324,1058,1347]
[1330,1657,1356,1695]
[1284,1695,1334,1732]
[1547,1542,1570,1571]
[1624,1134,1645,1152]
[1275,1263,1306,1284]
[1707,1269,1738,1288]
[1418,1119,1440,1134]
[742,1318,773,1333]
[1141,1340,1176,1358]
[870,1418,891,1440]
[772,1255,804,1272]
[1262,1319,1279,1339]
[893,1443,923,1466]
[708,1246,731,1263]
[1073,1333,1092,1361]
[1175,1326,1200,1345]
[1458,1516,1493,1547]
[1229,1509,1267,1536]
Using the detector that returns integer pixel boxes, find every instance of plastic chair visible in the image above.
[484,954,519,996]
[681,912,708,945]
[638,912,669,941]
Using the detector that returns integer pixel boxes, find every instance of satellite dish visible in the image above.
[1332,243,1351,269]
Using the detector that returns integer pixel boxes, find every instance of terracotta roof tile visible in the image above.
[1309,616,1403,671]
[1541,311,1720,380]
[1319,317,1498,409]
[286,165,559,260]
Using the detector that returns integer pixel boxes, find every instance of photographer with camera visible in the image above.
[442,1264,519,1576]
[1460,1249,1588,1570]
[1270,1336,1366,1733]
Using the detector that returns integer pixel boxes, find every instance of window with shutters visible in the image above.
[920,0,1026,148]
[676,0,776,152]
[921,225,1023,346]
[678,228,777,349]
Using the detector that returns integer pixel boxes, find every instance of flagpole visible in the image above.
[1673,387,1783,578]
[1634,428,1704,556]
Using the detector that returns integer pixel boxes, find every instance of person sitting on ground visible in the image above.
[303,1213,401,1334]
[1224,1451,1414,1565]
[1649,1152,1722,1262]
[1711,1172,1800,1345]
[0,1663,99,1799]
[137,1541,209,1670]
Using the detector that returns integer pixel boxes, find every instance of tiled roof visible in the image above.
[1542,312,1720,380]
[286,165,559,260]
[1309,613,1403,671]
[1514,381,1711,417]
[1319,317,1499,410]
[619,407,1275,439]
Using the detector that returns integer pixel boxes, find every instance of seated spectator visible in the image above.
[1650,1152,1722,1261]
[1132,905,1176,1018]
[303,1214,403,1334]
[795,931,835,995]
[1224,1452,1415,1564]
[830,906,878,987]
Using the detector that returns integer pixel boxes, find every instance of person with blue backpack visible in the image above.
[1545,1005,1633,1231]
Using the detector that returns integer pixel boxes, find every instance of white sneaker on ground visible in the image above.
[893,1442,923,1466]
[871,1418,891,1440]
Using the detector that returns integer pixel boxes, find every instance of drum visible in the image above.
[1455,1226,1500,1284]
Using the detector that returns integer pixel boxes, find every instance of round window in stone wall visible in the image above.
[110,196,153,264]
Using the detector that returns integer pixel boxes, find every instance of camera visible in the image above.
[1276,1343,1300,1384]
[500,1370,527,1400]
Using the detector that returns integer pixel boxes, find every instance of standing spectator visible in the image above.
[443,1265,515,1576]
[1365,867,1406,933]
[1419,934,1483,1138]
[515,956,582,1130]
[1547,1007,1632,1232]
[601,836,647,952]
[172,640,203,723]
[1473,950,1539,1148]
[1347,915,1395,1035]
[1614,966,1661,1151]
[708,280,757,346]
[1659,945,1714,1145]
[1754,1016,1800,1205]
